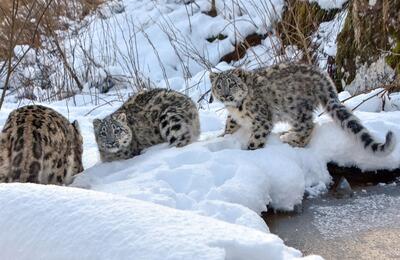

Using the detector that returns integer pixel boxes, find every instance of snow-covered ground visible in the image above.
[0,183,317,260]
[0,86,399,259]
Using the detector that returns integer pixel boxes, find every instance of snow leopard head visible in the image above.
[93,113,132,153]
[209,70,248,107]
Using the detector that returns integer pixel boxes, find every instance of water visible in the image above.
[264,181,400,259]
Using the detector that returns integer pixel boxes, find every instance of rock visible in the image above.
[336,0,400,93]
[334,176,353,198]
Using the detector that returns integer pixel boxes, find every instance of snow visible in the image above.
[310,0,348,10]
[340,88,400,112]
[313,10,347,69]
[345,57,396,95]
[7,0,285,98]
[0,183,320,260]
[232,36,298,70]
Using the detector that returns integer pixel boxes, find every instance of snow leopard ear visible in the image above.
[115,113,127,123]
[233,68,247,80]
[209,93,214,103]
[209,72,218,82]
[72,120,80,132]
[93,119,101,129]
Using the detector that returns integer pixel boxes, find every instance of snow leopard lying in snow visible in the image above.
[93,89,200,162]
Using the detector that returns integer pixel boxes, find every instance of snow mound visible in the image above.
[310,0,348,10]
[0,183,319,260]
[73,130,330,225]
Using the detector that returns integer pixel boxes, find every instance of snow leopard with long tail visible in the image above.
[209,63,395,156]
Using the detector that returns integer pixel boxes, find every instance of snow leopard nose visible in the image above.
[223,95,234,101]
[106,143,117,149]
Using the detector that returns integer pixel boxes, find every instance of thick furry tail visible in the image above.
[159,109,200,148]
[316,72,396,156]
[324,98,396,156]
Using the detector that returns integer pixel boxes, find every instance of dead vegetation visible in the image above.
[0,0,103,59]
[276,0,340,60]
[0,0,398,109]
[0,0,104,108]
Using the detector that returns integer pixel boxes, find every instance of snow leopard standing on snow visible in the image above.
[93,89,200,162]
[209,63,395,155]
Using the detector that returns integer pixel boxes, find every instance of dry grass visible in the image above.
[0,0,103,59]
[0,0,104,109]
[276,0,341,64]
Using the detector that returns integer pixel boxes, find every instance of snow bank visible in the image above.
[310,0,348,10]
[0,183,318,260]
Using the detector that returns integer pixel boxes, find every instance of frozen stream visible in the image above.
[265,182,400,259]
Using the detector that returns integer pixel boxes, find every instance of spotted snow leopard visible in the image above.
[93,89,200,162]
[210,63,395,155]
[0,105,84,184]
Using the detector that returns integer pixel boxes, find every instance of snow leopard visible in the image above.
[209,63,395,156]
[93,89,200,162]
[0,105,84,184]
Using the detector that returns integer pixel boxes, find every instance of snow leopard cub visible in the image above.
[210,63,395,156]
[0,105,84,184]
[93,89,200,162]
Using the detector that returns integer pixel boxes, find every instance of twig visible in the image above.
[350,89,386,111]
[84,99,120,116]
[197,89,211,104]
[0,0,54,110]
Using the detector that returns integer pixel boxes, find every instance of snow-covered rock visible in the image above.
[345,57,396,95]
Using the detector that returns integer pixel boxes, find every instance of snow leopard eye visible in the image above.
[114,128,121,135]
[100,131,107,137]
[217,84,222,90]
